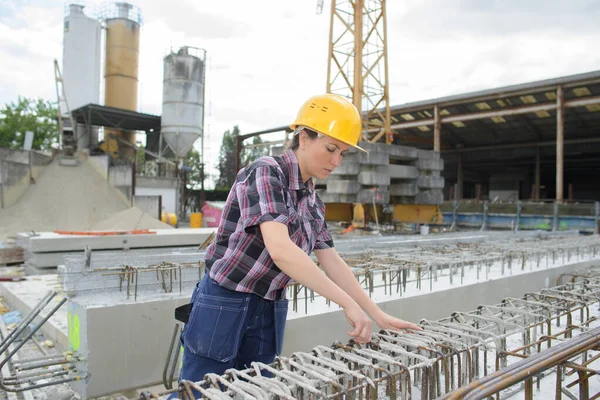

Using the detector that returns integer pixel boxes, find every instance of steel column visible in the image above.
[556,86,565,203]
[457,154,463,200]
[434,104,441,152]
[535,147,541,201]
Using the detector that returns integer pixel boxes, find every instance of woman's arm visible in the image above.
[260,221,373,343]
[315,247,422,331]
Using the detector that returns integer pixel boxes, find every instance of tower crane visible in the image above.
[322,0,392,144]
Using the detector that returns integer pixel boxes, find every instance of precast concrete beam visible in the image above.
[417,176,445,189]
[415,158,444,171]
[325,180,361,194]
[357,141,391,154]
[357,188,390,204]
[416,190,444,205]
[390,183,418,196]
[421,170,441,178]
[417,149,440,160]
[358,171,391,186]
[357,152,389,165]
[388,145,418,160]
[394,195,418,204]
[330,159,361,175]
[388,165,418,179]
[20,229,217,253]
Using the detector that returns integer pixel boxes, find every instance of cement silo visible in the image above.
[62,3,102,149]
[161,47,206,158]
[101,2,142,160]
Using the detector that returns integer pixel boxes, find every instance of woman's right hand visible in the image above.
[343,302,373,343]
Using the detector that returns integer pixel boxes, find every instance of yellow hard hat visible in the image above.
[290,94,367,152]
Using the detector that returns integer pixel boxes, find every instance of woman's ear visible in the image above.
[299,130,307,150]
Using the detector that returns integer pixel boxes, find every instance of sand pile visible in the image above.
[91,206,173,230]
[0,159,169,242]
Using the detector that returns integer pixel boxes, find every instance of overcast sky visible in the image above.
[1,0,599,185]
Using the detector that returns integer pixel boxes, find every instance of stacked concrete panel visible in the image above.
[415,149,445,205]
[317,143,445,206]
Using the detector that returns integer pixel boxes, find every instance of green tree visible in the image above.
[184,147,204,189]
[241,135,269,166]
[214,125,240,189]
[0,97,58,150]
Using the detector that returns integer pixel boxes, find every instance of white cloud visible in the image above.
[1,0,599,187]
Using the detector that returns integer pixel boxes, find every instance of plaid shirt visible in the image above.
[204,149,334,300]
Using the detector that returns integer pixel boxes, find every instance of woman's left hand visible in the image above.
[374,311,423,332]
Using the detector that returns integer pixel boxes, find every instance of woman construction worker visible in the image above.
[175,93,421,394]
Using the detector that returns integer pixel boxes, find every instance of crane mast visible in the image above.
[325,0,392,144]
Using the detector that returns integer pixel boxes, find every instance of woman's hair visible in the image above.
[287,126,323,150]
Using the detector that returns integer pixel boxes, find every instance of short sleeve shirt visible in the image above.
[204,149,334,300]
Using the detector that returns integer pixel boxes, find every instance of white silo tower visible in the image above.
[161,47,206,159]
[62,3,102,149]
[161,46,207,220]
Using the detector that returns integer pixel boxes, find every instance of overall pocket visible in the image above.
[274,298,289,355]
[183,281,250,362]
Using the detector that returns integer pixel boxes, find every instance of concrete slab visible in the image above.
[357,152,389,166]
[26,245,201,269]
[416,158,444,171]
[417,176,445,189]
[420,170,441,178]
[21,228,216,253]
[283,259,599,355]
[390,183,418,196]
[24,262,58,275]
[415,190,444,205]
[388,145,418,160]
[356,142,390,154]
[332,154,360,176]
[357,188,390,204]
[388,165,418,179]
[358,171,391,186]
[417,149,440,160]
[393,195,417,204]
[338,194,358,203]
[326,180,361,194]
[317,192,340,203]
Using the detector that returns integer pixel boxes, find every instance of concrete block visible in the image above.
[393,196,417,204]
[326,180,361,194]
[415,190,444,205]
[388,145,418,161]
[331,155,360,175]
[420,170,441,178]
[416,158,444,171]
[416,176,445,189]
[338,194,358,203]
[357,152,389,166]
[318,192,340,203]
[417,149,440,160]
[313,178,328,187]
[390,183,418,196]
[388,165,418,179]
[357,141,391,154]
[358,171,390,186]
[357,188,390,204]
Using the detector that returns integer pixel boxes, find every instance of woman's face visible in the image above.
[300,132,350,180]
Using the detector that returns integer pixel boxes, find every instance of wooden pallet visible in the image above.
[0,247,25,266]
